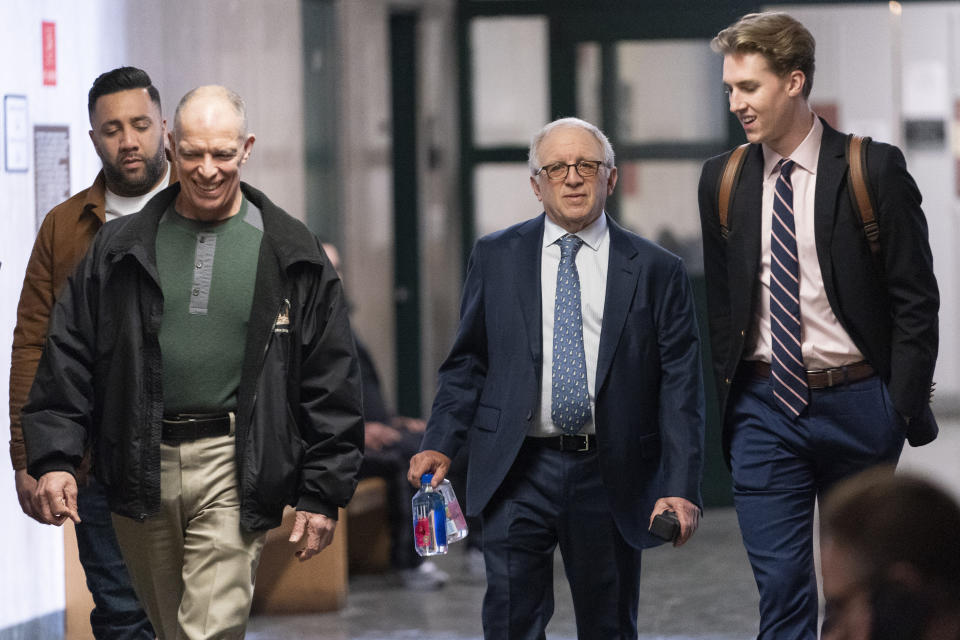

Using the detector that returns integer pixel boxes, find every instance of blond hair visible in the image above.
[712,12,815,99]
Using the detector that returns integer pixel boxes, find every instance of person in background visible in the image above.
[698,12,939,640]
[9,66,171,639]
[410,116,705,639]
[322,241,449,589]
[820,467,960,640]
[23,85,363,639]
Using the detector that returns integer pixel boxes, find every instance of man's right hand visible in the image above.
[33,471,81,526]
[15,469,44,523]
[407,449,452,488]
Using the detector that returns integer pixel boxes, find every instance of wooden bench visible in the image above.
[345,476,391,574]
[250,506,348,615]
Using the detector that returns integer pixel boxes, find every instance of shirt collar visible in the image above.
[542,211,608,252]
[762,114,823,179]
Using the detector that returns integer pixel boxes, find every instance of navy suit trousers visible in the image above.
[729,373,905,640]
[480,439,643,640]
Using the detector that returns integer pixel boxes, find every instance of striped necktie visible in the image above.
[551,234,592,435]
[770,159,809,417]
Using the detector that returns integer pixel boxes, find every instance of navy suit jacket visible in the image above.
[698,119,939,460]
[421,213,705,549]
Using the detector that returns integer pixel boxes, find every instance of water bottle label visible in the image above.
[415,514,434,549]
[446,499,466,528]
[438,480,469,542]
[433,505,448,547]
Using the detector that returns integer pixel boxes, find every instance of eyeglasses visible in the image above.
[537,160,605,181]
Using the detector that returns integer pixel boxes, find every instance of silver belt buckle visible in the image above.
[576,435,591,452]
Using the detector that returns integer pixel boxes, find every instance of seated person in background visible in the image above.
[820,466,960,640]
[322,242,448,589]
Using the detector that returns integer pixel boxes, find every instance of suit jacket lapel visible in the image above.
[513,215,545,365]
[596,218,640,394]
[814,120,847,292]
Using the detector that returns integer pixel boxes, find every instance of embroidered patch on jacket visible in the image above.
[274,299,291,334]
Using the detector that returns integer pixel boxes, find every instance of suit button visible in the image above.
[725,377,732,385]
[740,330,745,337]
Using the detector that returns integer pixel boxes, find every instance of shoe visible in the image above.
[400,560,449,590]
[464,547,485,579]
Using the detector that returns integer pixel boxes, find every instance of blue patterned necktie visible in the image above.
[551,234,592,435]
[770,159,809,417]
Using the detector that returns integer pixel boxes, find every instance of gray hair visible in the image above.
[173,85,248,140]
[528,117,615,176]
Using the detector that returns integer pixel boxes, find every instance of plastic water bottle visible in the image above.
[412,473,448,556]
[438,479,469,543]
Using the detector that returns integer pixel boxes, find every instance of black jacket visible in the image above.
[23,182,364,531]
[698,119,939,458]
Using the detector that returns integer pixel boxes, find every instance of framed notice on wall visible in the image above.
[34,125,70,231]
[4,95,29,172]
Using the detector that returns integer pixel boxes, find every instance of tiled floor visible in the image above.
[246,422,960,639]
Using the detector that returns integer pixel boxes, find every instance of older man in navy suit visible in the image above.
[409,117,705,639]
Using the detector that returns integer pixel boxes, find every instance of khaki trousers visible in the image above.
[112,431,267,640]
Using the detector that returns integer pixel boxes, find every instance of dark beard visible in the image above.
[102,143,167,197]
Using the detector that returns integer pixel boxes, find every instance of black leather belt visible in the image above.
[161,413,232,442]
[743,360,876,390]
[527,434,596,452]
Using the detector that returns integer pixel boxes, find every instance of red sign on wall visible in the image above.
[42,21,56,86]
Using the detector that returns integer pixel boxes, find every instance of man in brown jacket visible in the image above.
[9,66,174,639]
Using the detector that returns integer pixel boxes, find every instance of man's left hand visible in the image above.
[289,510,337,562]
[649,497,700,547]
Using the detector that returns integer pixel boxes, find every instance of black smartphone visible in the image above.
[649,510,680,542]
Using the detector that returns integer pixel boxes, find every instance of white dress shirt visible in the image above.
[532,212,610,436]
[745,115,864,369]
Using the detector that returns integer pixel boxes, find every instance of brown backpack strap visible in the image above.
[717,143,750,238]
[847,134,880,260]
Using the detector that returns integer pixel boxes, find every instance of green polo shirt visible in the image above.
[156,198,263,415]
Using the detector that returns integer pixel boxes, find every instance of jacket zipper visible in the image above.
[251,296,291,408]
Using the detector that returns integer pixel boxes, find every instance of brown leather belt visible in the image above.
[743,360,876,390]
[526,434,596,452]
[161,412,232,442]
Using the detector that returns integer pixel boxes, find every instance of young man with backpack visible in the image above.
[698,12,940,640]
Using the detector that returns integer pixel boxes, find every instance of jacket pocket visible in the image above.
[247,403,304,511]
[474,404,500,432]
